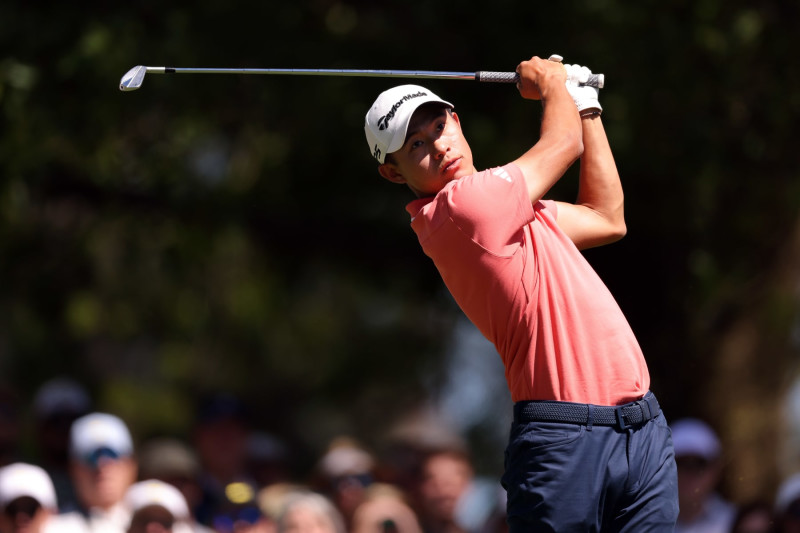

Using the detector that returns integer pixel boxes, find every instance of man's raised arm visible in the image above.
[512,56,583,204]
[554,65,626,250]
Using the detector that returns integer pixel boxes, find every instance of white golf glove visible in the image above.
[564,63,602,115]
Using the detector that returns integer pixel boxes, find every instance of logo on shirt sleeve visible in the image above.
[492,167,512,183]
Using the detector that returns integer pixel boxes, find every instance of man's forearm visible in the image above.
[576,114,624,230]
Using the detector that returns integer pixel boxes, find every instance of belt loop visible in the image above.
[639,399,651,421]
[646,394,660,419]
[586,404,594,431]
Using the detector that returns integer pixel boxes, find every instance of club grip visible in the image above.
[584,74,604,88]
[474,71,519,83]
[475,71,604,88]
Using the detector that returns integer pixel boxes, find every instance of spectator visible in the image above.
[209,480,272,533]
[124,479,194,533]
[672,418,736,533]
[138,437,209,529]
[247,432,291,489]
[379,412,468,507]
[48,412,138,532]
[379,416,504,532]
[31,377,92,512]
[729,500,775,533]
[276,491,346,533]
[412,447,502,533]
[351,483,423,533]
[257,483,308,525]
[774,473,800,533]
[192,394,254,526]
[313,436,376,528]
[0,462,57,533]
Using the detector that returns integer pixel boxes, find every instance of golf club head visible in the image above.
[120,65,146,91]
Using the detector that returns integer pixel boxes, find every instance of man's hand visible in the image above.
[515,55,568,101]
[565,64,602,114]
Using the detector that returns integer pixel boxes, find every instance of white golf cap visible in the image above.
[124,479,190,519]
[365,84,452,163]
[70,412,134,461]
[670,418,721,460]
[318,439,374,478]
[0,462,57,511]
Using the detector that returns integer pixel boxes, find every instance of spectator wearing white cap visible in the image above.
[47,412,138,532]
[138,437,213,531]
[671,418,736,533]
[0,462,58,533]
[124,479,199,533]
[312,436,376,529]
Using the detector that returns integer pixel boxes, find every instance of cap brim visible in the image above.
[385,99,453,155]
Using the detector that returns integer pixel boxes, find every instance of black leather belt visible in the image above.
[514,392,661,430]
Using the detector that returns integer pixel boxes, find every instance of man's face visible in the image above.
[418,453,472,522]
[379,105,475,197]
[127,506,175,533]
[193,417,248,482]
[676,454,719,510]
[71,454,138,510]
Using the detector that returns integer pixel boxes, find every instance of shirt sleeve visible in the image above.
[539,199,558,219]
[444,164,536,255]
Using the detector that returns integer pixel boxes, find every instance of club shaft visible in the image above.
[150,67,603,87]
[147,67,481,81]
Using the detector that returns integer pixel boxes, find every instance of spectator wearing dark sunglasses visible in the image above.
[0,462,58,533]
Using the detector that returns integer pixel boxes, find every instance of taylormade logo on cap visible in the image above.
[365,84,453,164]
[376,90,428,131]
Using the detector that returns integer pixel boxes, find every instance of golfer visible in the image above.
[364,55,679,531]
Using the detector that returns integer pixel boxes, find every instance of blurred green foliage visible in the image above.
[1,0,799,485]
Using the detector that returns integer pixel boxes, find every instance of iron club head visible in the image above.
[120,65,147,91]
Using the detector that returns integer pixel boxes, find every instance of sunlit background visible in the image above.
[1,0,799,505]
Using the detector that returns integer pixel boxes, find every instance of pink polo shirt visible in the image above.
[406,163,649,405]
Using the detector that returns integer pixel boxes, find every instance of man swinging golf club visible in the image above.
[364,54,679,532]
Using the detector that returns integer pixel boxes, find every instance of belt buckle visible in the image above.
[615,405,630,430]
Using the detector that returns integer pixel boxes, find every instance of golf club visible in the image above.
[119,65,605,92]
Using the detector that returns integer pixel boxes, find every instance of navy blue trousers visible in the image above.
[501,399,679,532]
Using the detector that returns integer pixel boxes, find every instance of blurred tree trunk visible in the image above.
[706,215,800,504]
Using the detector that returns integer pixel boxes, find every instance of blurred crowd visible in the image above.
[0,377,506,533]
[670,417,800,533]
[2,377,800,533]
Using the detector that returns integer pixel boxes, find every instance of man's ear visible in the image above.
[378,163,405,184]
